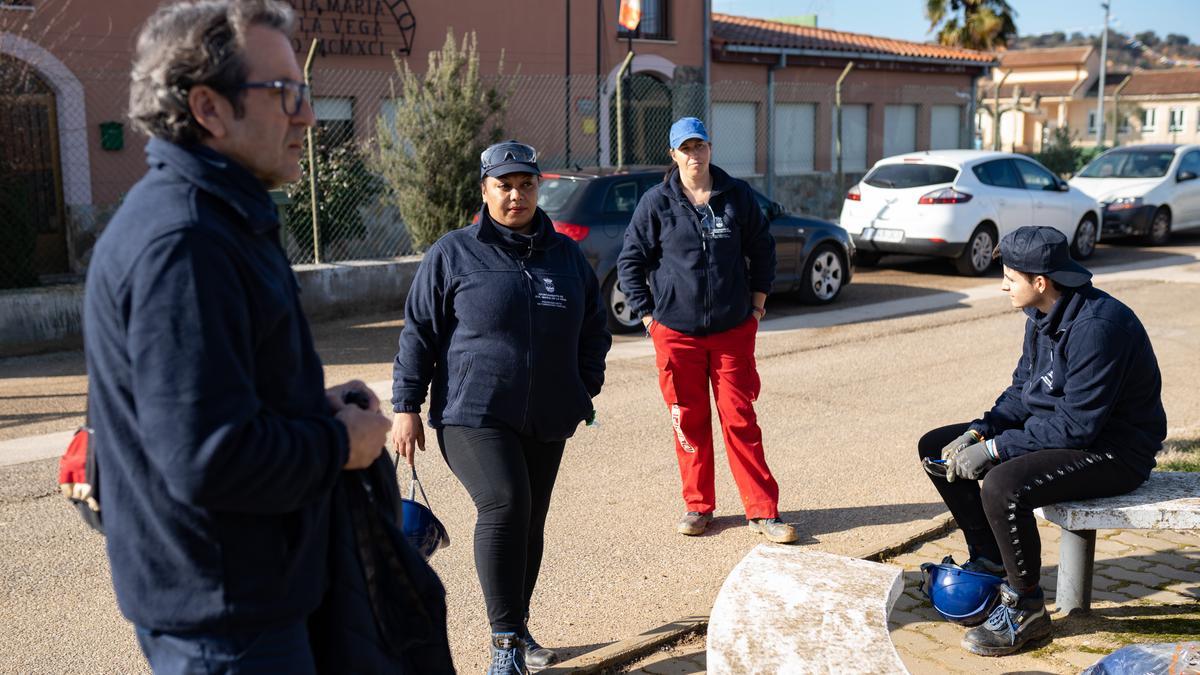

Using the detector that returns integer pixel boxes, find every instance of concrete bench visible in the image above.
[707,545,907,674]
[1035,471,1200,614]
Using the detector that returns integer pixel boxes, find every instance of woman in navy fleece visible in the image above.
[390,141,611,674]
[919,226,1166,657]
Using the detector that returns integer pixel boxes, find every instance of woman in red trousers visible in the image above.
[616,117,797,543]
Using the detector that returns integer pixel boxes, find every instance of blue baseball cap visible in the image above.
[669,117,709,149]
[999,226,1092,287]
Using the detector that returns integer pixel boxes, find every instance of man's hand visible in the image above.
[945,441,998,483]
[326,380,380,413]
[941,429,982,460]
[641,315,654,331]
[336,405,389,470]
[391,412,425,467]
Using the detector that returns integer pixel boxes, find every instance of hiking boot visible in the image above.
[487,631,527,674]
[962,584,1051,656]
[748,517,798,544]
[521,625,558,672]
[961,556,1006,577]
[676,511,713,536]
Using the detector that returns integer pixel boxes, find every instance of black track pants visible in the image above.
[438,425,565,633]
[918,423,1145,589]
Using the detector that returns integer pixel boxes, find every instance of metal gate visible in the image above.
[0,54,67,288]
[611,73,673,166]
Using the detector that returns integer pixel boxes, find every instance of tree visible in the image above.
[925,0,1018,51]
[1134,30,1159,47]
[284,126,385,262]
[374,30,512,251]
[1165,33,1190,48]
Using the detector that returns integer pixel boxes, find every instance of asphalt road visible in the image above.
[3,236,1199,672]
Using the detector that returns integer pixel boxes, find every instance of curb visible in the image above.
[551,512,956,673]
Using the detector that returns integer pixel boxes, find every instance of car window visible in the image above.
[603,181,639,214]
[1014,160,1059,191]
[1077,150,1176,178]
[1180,151,1200,175]
[972,159,1024,189]
[537,176,587,214]
[863,163,958,188]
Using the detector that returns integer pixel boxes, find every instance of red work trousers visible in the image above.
[649,316,780,520]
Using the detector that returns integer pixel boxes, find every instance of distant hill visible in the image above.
[1011,29,1200,69]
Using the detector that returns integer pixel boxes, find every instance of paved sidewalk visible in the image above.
[623,521,1200,674]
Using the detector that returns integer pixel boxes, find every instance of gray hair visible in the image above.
[128,0,295,145]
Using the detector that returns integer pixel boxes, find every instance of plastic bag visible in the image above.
[1082,642,1200,675]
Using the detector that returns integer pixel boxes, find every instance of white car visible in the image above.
[840,150,1102,275]
[1069,144,1200,245]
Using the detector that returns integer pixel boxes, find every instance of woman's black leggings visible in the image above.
[918,423,1145,590]
[437,425,565,633]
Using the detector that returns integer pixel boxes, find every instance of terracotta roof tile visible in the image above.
[712,13,995,64]
[1118,68,1200,96]
[997,46,1094,68]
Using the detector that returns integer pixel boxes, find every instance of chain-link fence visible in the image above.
[0,53,978,288]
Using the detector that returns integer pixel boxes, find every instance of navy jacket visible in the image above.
[83,139,349,632]
[392,208,611,441]
[970,284,1166,478]
[617,164,775,335]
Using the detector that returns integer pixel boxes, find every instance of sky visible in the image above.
[711,0,1200,45]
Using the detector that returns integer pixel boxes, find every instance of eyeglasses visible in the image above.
[480,141,538,173]
[238,79,311,116]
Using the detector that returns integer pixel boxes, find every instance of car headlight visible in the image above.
[1104,197,1144,211]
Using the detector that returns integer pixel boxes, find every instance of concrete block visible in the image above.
[707,545,906,674]
[0,284,84,356]
[0,257,423,356]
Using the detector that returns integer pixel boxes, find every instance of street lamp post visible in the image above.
[1096,1,1110,149]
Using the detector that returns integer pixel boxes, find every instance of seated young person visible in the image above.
[917,226,1166,656]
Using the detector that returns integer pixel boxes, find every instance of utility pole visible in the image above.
[1096,1,1110,148]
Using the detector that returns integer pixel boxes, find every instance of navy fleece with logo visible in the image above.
[83,139,348,632]
[970,284,1166,478]
[617,164,775,336]
[392,208,611,441]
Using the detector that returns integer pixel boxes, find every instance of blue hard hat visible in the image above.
[920,558,1003,626]
[401,468,449,560]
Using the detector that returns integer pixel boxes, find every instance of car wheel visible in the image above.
[953,225,996,276]
[602,273,642,334]
[854,251,883,267]
[799,243,846,305]
[1071,215,1097,260]
[1145,208,1171,246]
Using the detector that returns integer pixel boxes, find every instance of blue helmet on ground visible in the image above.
[920,557,1003,626]
[401,468,450,560]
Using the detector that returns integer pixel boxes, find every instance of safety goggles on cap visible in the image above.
[480,140,540,179]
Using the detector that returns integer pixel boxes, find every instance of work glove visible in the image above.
[945,440,999,483]
[941,429,984,460]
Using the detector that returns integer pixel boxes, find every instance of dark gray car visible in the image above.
[536,167,856,332]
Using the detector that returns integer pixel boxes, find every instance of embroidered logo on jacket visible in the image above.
[535,276,566,309]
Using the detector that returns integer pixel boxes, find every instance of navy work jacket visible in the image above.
[83,138,348,632]
[392,207,611,441]
[970,284,1166,478]
[617,164,775,336]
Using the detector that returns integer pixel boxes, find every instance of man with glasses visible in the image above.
[84,1,400,671]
